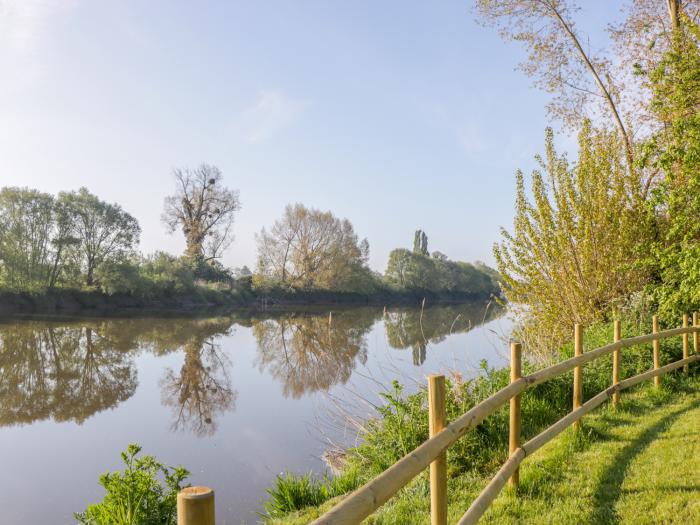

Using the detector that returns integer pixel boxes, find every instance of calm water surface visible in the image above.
[0,302,510,524]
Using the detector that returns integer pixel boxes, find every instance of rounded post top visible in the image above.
[178,486,214,500]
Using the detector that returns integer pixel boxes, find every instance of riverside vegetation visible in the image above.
[58,1,700,523]
[0,174,498,314]
[262,2,700,523]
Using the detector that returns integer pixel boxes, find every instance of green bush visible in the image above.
[140,252,196,295]
[96,259,145,295]
[75,444,189,525]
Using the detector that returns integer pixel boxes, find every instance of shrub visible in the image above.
[96,259,145,295]
[493,124,652,351]
[75,444,189,525]
[139,252,196,295]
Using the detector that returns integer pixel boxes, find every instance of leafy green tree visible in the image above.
[0,188,64,291]
[494,123,652,348]
[59,188,140,286]
[47,199,81,288]
[643,16,700,318]
[413,230,428,256]
[385,248,436,289]
[140,252,196,294]
[386,235,498,295]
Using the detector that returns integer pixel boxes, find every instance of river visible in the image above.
[0,302,510,524]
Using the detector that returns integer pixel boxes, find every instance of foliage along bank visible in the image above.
[0,183,499,315]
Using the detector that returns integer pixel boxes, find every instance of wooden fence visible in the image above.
[176,314,700,525]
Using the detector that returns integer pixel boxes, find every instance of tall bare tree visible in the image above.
[256,204,370,290]
[610,1,699,127]
[475,0,634,170]
[162,165,241,261]
[475,0,700,191]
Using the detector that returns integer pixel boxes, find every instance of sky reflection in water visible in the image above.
[0,302,509,524]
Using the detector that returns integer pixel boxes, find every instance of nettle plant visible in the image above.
[75,444,190,525]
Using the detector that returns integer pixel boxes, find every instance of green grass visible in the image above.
[269,376,700,524]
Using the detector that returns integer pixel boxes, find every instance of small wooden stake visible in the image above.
[683,314,689,373]
[573,324,583,431]
[694,312,699,355]
[328,311,333,326]
[509,342,522,488]
[383,306,387,318]
[612,320,621,407]
[177,486,215,525]
[428,375,447,525]
[653,315,661,387]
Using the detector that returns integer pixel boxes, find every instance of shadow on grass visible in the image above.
[588,397,700,525]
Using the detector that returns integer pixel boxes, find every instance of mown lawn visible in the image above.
[269,376,700,524]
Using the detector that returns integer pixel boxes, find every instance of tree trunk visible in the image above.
[668,0,681,32]
[86,259,94,286]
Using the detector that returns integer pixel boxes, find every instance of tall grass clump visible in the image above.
[262,466,361,518]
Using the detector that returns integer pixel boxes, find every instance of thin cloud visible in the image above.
[457,125,488,158]
[0,0,75,51]
[240,90,307,144]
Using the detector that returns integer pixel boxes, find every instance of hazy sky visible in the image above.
[0,1,616,272]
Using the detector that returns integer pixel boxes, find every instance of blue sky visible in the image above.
[0,1,617,271]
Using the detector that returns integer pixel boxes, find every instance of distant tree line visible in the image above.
[253,204,499,297]
[0,175,498,301]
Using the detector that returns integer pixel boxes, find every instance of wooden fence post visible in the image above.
[612,320,621,407]
[177,487,215,525]
[509,342,522,488]
[694,312,699,354]
[428,375,447,525]
[573,324,583,431]
[653,315,660,387]
[683,314,689,373]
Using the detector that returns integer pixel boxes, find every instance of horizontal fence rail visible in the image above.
[458,352,700,525]
[306,317,700,525]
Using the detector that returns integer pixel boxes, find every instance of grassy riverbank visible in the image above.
[263,315,698,523]
[272,377,700,524]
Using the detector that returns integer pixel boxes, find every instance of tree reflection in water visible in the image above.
[159,327,236,437]
[384,302,501,365]
[253,309,376,398]
[0,317,238,436]
[0,303,501,435]
[0,322,137,426]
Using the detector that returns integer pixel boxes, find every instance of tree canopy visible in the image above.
[162,164,240,262]
[255,203,373,291]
